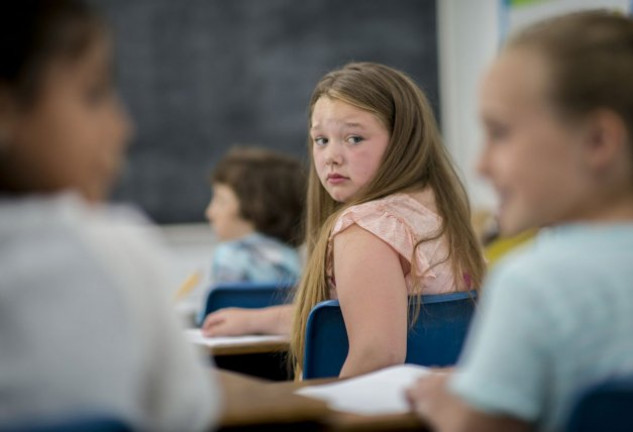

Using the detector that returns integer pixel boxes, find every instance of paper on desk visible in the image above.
[296,364,432,415]
[183,328,287,347]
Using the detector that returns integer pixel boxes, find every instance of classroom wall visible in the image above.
[437,0,499,212]
[438,0,631,212]
[94,0,439,224]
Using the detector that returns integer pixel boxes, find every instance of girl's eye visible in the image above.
[348,136,363,145]
[347,136,363,145]
[313,137,328,146]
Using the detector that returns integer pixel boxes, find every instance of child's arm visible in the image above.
[406,373,531,432]
[334,224,409,378]
[201,304,293,336]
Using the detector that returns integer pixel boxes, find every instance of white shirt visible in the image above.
[0,193,220,431]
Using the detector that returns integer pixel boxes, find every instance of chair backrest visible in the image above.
[1,417,131,432]
[566,375,633,432]
[302,291,477,379]
[202,281,294,318]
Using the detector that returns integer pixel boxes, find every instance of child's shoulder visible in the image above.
[343,191,437,217]
[0,192,168,274]
[329,192,445,259]
[503,224,633,264]
[333,191,439,236]
[488,223,633,299]
[0,193,171,307]
[0,192,136,237]
[0,191,152,227]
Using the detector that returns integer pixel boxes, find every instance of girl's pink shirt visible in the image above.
[326,190,458,298]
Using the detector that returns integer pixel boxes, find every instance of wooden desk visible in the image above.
[188,331,291,380]
[217,370,430,431]
[204,338,289,357]
[218,370,327,430]
[273,378,429,432]
[185,330,290,356]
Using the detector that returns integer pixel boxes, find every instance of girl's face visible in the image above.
[477,49,592,235]
[310,97,390,203]
[205,183,254,241]
[4,35,132,203]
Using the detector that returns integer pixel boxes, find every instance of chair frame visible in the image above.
[302,291,477,379]
[200,281,295,324]
[567,375,633,432]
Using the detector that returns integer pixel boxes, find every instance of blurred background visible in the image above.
[93,0,631,225]
[96,0,438,224]
[90,0,630,308]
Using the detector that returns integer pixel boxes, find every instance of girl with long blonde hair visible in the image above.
[204,62,484,378]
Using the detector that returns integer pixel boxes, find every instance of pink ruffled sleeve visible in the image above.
[327,201,437,291]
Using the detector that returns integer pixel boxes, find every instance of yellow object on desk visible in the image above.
[485,230,537,268]
[173,271,201,301]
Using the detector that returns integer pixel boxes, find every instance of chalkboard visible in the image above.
[95,0,438,223]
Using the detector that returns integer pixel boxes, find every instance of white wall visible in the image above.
[161,223,216,322]
[438,0,500,211]
[437,0,631,211]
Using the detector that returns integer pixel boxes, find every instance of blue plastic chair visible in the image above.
[302,291,477,379]
[1,417,131,432]
[566,375,633,432]
[200,281,295,324]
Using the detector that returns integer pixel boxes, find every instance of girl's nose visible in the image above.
[325,144,343,166]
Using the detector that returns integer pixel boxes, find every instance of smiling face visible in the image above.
[477,49,593,235]
[310,96,390,203]
[2,35,132,203]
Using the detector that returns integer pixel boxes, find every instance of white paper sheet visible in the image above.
[296,364,432,415]
[183,328,288,347]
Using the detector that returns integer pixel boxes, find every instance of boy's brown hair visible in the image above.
[211,147,306,247]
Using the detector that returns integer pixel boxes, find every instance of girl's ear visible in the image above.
[583,109,629,175]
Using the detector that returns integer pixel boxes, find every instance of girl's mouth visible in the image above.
[327,173,348,184]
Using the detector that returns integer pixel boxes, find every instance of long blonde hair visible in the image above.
[290,62,485,372]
